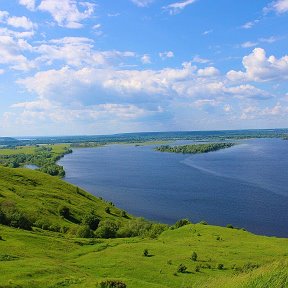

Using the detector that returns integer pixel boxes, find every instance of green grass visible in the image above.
[0,167,287,287]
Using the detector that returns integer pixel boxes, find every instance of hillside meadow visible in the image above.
[0,167,287,287]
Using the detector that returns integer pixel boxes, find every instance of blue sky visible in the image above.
[0,0,288,136]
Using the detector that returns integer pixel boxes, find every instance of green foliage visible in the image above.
[94,220,120,238]
[82,211,100,230]
[217,263,224,270]
[191,251,198,261]
[156,142,235,154]
[143,249,149,257]
[76,225,93,238]
[177,264,187,273]
[105,207,111,214]
[58,205,70,219]
[173,218,191,229]
[199,220,208,225]
[0,144,72,177]
[226,224,234,229]
[97,280,126,288]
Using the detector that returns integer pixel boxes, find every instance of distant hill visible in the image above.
[0,137,19,146]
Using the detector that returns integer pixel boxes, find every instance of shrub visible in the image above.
[105,207,110,214]
[94,220,119,238]
[217,263,224,270]
[82,211,100,230]
[9,212,32,230]
[199,220,208,225]
[177,264,187,273]
[0,209,7,225]
[143,249,149,257]
[120,210,127,218]
[226,224,234,229]
[191,251,198,261]
[58,206,70,219]
[76,225,93,238]
[195,265,200,272]
[174,219,191,229]
[98,280,126,288]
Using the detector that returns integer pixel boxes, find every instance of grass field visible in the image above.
[0,167,287,287]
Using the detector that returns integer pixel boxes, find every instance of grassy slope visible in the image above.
[0,166,128,231]
[0,167,287,287]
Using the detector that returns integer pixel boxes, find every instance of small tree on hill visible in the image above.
[58,206,70,219]
[191,251,198,261]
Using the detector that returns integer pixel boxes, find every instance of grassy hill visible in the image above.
[0,167,287,287]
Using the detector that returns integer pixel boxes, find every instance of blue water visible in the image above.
[59,138,288,237]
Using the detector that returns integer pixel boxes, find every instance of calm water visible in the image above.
[59,138,288,237]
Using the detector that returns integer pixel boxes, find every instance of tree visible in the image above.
[58,206,70,219]
[191,251,198,261]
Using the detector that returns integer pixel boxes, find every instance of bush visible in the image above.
[217,263,224,270]
[98,280,126,288]
[143,249,149,257]
[177,264,187,273]
[226,224,234,229]
[0,209,7,225]
[9,212,32,230]
[82,211,100,230]
[76,225,93,238]
[120,210,127,218]
[58,206,70,219]
[105,207,110,214]
[195,265,200,272]
[191,251,198,261]
[199,220,208,225]
[174,219,191,229]
[94,220,119,238]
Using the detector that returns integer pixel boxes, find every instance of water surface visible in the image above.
[59,138,288,237]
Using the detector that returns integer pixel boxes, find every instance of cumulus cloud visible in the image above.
[227,48,288,82]
[34,37,136,68]
[163,0,197,15]
[7,16,36,30]
[0,36,35,70]
[19,0,36,11]
[38,0,95,28]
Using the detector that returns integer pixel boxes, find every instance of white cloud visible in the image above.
[192,55,210,64]
[259,36,279,43]
[141,54,151,64]
[34,37,136,68]
[7,16,36,30]
[224,104,232,112]
[227,48,288,82]
[267,0,288,14]
[0,36,34,71]
[130,0,154,7]
[241,41,258,48]
[241,19,260,29]
[159,51,174,60]
[19,0,36,11]
[38,0,95,28]
[202,30,213,36]
[163,0,197,15]
[197,67,219,77]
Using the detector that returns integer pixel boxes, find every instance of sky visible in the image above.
[0,0,288,136]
